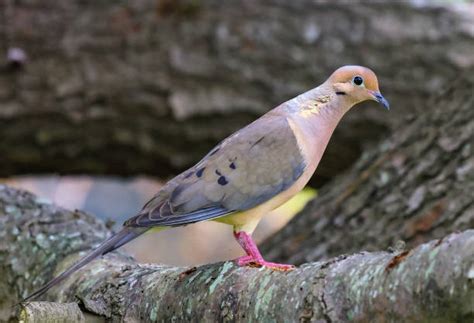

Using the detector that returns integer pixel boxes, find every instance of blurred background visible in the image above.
[1,0,473,265]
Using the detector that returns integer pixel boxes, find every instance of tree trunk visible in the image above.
[1,1,473,183]
[0,185,472,322]
[261,71,474,265]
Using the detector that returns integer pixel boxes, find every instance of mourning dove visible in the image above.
[23,65,389,301]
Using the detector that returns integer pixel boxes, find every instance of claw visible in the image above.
[233,231,295,271]
[235,256,295,271]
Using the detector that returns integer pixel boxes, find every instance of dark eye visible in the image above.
[353,76,364,86]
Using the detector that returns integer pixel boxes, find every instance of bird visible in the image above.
[23,65,389,302]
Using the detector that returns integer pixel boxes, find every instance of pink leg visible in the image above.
[233,231,295,271]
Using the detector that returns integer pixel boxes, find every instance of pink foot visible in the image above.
[233,231,295,271]
[235,255,295,270]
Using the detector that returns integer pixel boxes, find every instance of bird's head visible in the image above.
[328,65,389,110]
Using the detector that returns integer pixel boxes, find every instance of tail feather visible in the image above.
[22,227,146,303]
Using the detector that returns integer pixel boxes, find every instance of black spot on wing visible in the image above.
[229,162,236,170]
[218,176,228,185]
[215,169,222,176]
[196,168,205,177]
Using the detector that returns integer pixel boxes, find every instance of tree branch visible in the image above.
[1,185,472,322]
[18,302,89,323]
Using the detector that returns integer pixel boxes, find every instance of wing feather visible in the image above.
[125,113,305,228]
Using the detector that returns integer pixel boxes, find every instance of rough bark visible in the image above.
[18,302,88,323]
[1,1,474,183]
[261,70,474,264]
[0,185,472,322]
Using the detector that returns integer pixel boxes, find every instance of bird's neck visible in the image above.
[283,84,352,130]
[278,84,354,174]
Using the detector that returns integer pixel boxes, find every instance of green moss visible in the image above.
[5,205,19,214]
[35,233,51,249]
[34,197,52,205]
[255,275,274,315]
[209,262,233,294]
[150,306,158,321]
[424,248,440,280]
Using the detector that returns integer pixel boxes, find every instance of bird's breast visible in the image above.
[287,116,333,176]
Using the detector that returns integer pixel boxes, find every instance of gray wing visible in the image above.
[125,113,306,228]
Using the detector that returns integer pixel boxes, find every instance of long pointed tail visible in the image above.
[22,227,146,302]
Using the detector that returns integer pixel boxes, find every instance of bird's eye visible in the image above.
[352,76,364,86]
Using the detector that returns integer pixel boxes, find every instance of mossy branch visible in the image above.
[1,185,473,322]
[18,302,90,323]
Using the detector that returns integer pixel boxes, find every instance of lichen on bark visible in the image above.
[1,185,473,322]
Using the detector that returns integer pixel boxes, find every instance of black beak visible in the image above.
[371,91,390,110]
